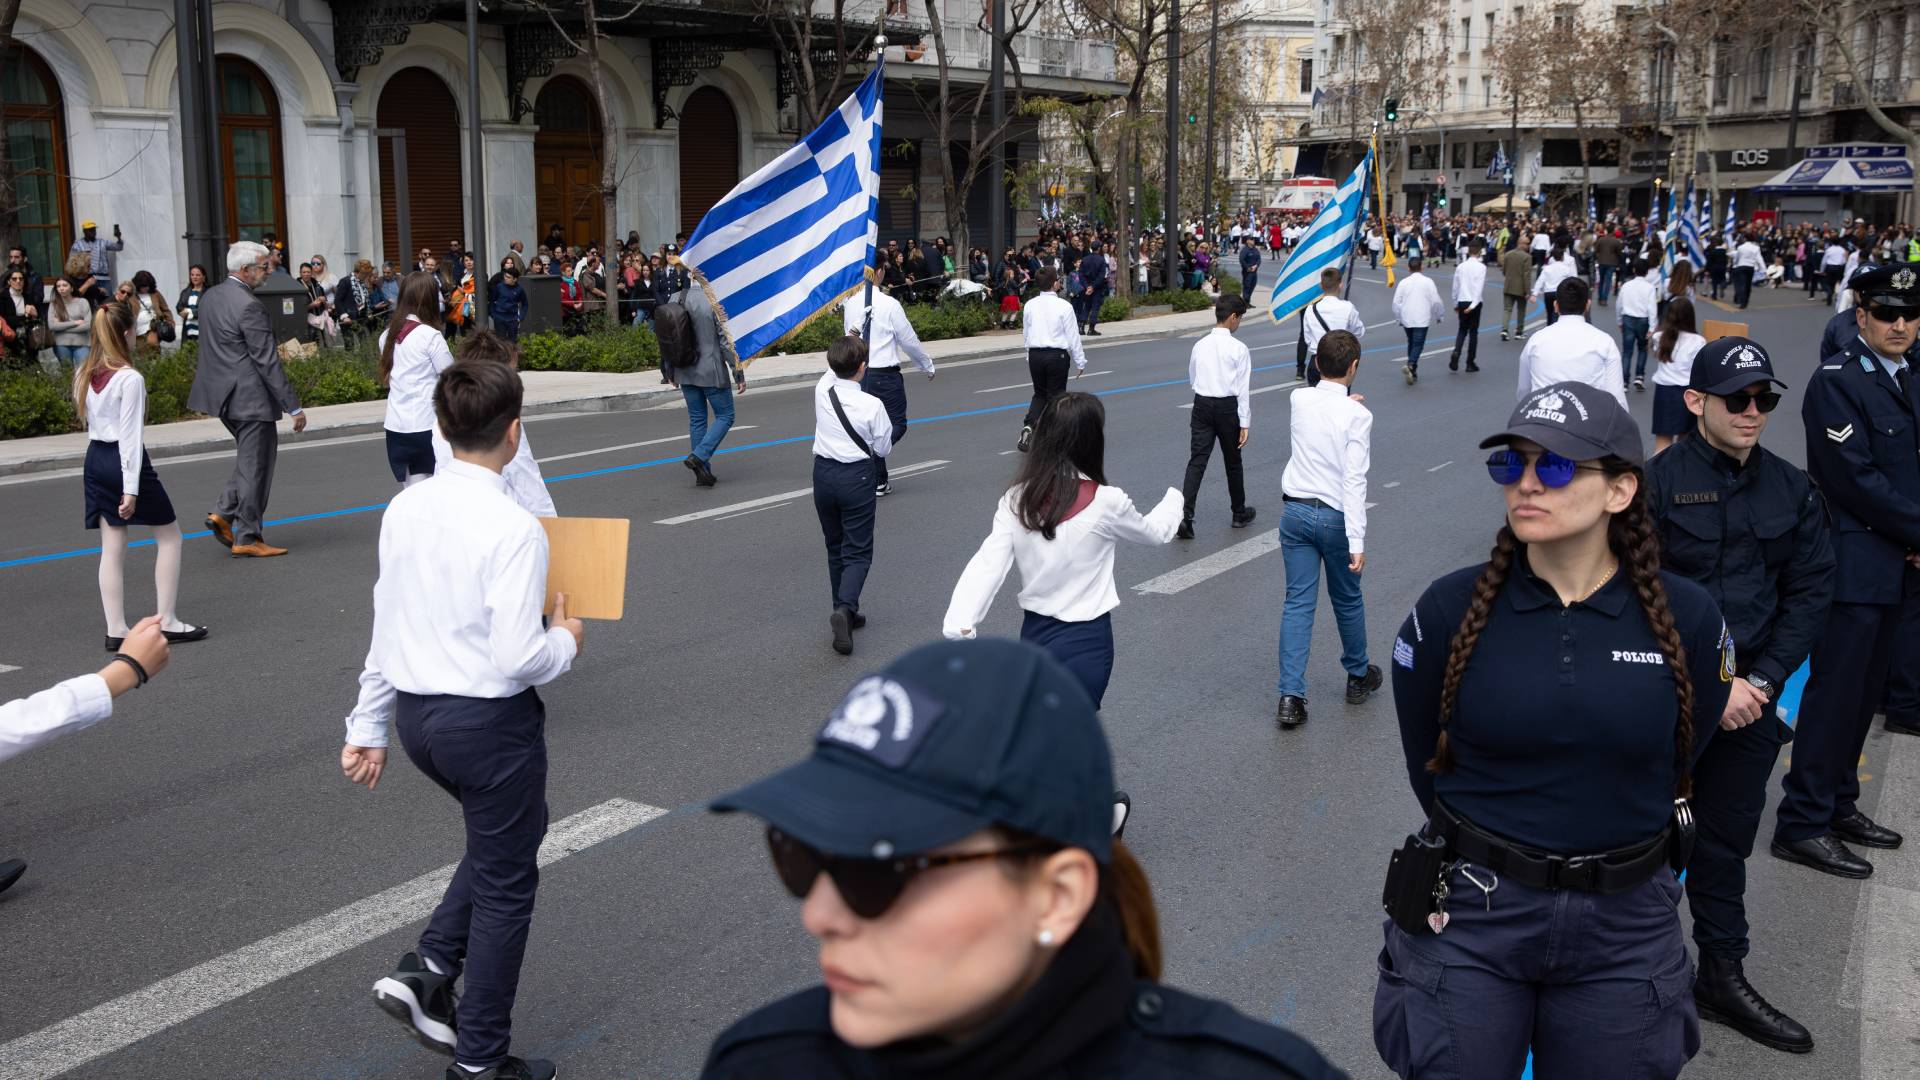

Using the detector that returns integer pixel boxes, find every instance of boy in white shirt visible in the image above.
[812,335,897,655]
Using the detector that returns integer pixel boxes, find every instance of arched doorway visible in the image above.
[217,58,288,247]
[678,87,739,240]
[377,68,464,266]
[533,76,603,252]
[0,47,73,280]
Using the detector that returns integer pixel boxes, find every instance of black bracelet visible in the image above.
[110,653,149,688]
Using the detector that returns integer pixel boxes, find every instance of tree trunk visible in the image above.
[579,0,620,277]
[923,0,963,280]
[0,0,23,253]
[1574,100,1591,215]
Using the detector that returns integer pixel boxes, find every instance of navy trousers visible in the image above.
[1374,866,1698,1080]
[813,455,877,614]
[1776,599,1903,842]
[1882,592,1920,730]
[397,688,549,1069]
[1685,715,1791,959]
[858,366,908,486]
[1021,610,1115,708]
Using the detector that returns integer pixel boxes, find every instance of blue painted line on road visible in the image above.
[0,307,1534,571]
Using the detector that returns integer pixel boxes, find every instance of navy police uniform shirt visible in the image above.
[1802,338,1920,604]
[1645,437,1835,690]
[1391,556,1731,854]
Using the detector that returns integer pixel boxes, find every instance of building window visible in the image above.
[218,58,287,247]
[1711,41,1732,105]
[1299,58,1313,94]
[1483,76,1493,107]
[1794,39,1813,99]
[1473,141,1495,168]
[1450,141,1467,169]
[1460,17,1471,50]
[0,47,72,280]
[1749,41,1774,100]
[1458,77,1468,109]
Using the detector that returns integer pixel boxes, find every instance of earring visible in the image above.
[1037,929,1056,947]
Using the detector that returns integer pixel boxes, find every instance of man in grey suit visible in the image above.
[668,282,745,486]
[189,241,307,557]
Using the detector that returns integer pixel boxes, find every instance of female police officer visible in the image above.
[1376,382,1732,1080]
[700,638,1344,1079]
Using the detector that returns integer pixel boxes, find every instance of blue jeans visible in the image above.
[54,344,88,364]
[1619,315,1650,381]
[1403,325,1429,371]
[1277,500,1369,699]
[682,384,735,462]
[1595,264,1616,304]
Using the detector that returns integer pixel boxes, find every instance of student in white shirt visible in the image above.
[1531,244,1579,326]
[1391,256,1445,384]
[1276,330,1379,730]
[1517,277,1628,409]
[944,392,1181,705]
[1017,268,1087,452]
[1297,266,1366,386]
[429,331,556,517]
[1649,297,1707,454]
[1615,259,1660,388]
[1450,237,1488,372]
[843,278,934,495]
[812,335,896,656]
[341,358,584,1080]
[75,303,207,651]
[1180,294,1257,538]
[1731,233,1765,309]
[378,272,457,487]
[1,618,170,896]
[1819,240,1848,302]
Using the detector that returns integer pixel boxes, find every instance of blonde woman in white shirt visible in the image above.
[74,302,206,651]
[378,272,457,487]
[944,392,1182,708]
[1649,297,1707,454]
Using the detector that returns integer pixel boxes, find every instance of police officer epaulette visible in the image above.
[1124,982,1351,1079]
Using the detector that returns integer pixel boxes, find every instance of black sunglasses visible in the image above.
[766,827,1048,919]
[1865,304,1916,324]
[1715,390,1780,414]
[1486,448,1604,488]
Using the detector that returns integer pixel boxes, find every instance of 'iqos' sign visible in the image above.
[1730,148,1771,167]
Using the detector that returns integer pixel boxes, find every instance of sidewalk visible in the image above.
[0,303,1226,478]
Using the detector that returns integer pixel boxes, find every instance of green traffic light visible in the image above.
[1187,112,1198,124]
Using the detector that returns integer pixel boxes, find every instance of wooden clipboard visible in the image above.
[1702,319,1750,342]
[539,517,629,620]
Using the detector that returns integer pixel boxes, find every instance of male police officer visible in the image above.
[1773,264,1920,879]
[1646,337,1833,1053]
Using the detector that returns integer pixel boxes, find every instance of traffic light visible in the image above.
[1384,98,1400,123]
[1436,193,1448,207]
[1187,111,1198,125]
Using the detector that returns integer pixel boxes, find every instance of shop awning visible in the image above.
[1473,195,1528,212]
[1595,173,1653,188]
[1755,155,1914,193]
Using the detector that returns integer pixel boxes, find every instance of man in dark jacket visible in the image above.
[489,266,528,341]
[1077,242,1110,335]
[1592,230,1624,305]
[1239,237,1262,300]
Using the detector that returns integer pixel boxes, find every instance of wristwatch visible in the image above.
[1745,673,1776,698]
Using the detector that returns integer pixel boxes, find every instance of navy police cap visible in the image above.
[1851,263,1920,311]
[1480,381,1644,466]
[711,638,1116,864]
[1689,336,1787,397]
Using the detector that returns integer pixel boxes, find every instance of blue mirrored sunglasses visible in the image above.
[1485,448,1602,488]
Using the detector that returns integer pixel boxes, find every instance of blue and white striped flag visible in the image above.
[1588,194,1597,223]
[1723,193,1737,244]
[1267,148,1371,324]
[1487,142,1508,181]
[679,66,883,364]
[1680,180,1705,269]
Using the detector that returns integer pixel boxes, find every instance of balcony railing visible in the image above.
[898,26,1117,82]
[1833,78,1911,106]
[1620,101,1676,125]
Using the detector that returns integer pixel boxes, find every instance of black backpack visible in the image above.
[653,300,698,371]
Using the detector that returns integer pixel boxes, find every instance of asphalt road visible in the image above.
[0,268,1910,1080]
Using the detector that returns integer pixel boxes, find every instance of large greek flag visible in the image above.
[1267,149,1371,324]
[1723,193,1737,245]
[1680,181,1705,268]
[679,66,883,364]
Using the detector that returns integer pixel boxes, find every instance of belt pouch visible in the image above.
[1382,832,1450,937]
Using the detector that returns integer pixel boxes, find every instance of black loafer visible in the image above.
[163,624,209,645]
[1833,811,1903,850]
[1277,696,1308,729]
[1175,517,1195,540]
[830,606,854,656]
[104,635,123,652]
[1231,507,1257,529]
[1770,834,1872,879]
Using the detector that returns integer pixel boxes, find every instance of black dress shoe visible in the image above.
[1465,363,1480,372]
[104,635,122,652]
[830,606,854,656]
[850,612,867,630]
[1833,811,1903,849]
[162,624,209,644]
[1231,506,1257,528]
[447,1058,556,1080]
[1175,517,1195,540]
[1277,695,1308,729]
[1693,953,1813,1053]
[0,858,24,895]
[1770,834,1872,879]
[1886,715,1920,737]
[1346,664,1384,704]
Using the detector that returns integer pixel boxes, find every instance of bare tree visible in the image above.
[1332,0,1449,148]
[756,0,869,133]
[1789,0,1920,203]
[1544,10,1635,215]
[1642,0,1771,198]
[517,0,639,265]
[1488,5,1557,223]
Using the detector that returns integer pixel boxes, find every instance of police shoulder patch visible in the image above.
[1718,621,1736,683]
[1394,637,1416,670]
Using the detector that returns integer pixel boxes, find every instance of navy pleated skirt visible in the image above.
[386,428,437,482]
[84,440,176,529]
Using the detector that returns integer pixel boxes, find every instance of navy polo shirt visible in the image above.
[1391,556,1731,854]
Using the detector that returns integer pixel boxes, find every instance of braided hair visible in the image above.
[1428,458,1694,797]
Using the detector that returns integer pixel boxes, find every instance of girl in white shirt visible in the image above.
[74,303,206,651]
[378,272,457,487]
[1649,296,1707,454]
[429,331,556,517]
[943,392,1182,707]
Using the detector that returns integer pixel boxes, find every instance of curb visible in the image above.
[0,308,1222,478]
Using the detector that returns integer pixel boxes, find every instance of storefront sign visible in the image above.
[1805,144,1907,159]
[1782,159,1836,185]
[1629,149,1672,170]
[1854,159,1914,181]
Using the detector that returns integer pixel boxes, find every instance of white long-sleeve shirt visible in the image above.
[1531,255,1578,299]
[1392,272,1445,328]
[1,674,112,764]
[432,424,556,517]
[1515,314,1628,408]
[1188,327,1253,427]
[379,316,457,433]
[812,371,895,462]
[342,460,578,748]
[1452,258,1487,310]
[943,482,1183,635]
[85,367,147,496]
[1301,294,1366,357]
[843,291,934,374]
[1617,273,1660,319]
[1021,291,1087,371]
[1281,382,1372,553]
[1732,241,1764,271]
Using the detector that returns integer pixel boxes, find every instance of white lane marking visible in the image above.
[1179,381,1301,408]
[0,798,667,1080]
[973,370,1111,393]
[1427,460,1454,472]
[999,449,1020,455]
[0,663,19,674]
[1132,530,1280,595]
[715,501,793,521]
[534,427,759,465]
[1383,481,1402,489]
[653,460,950,525]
